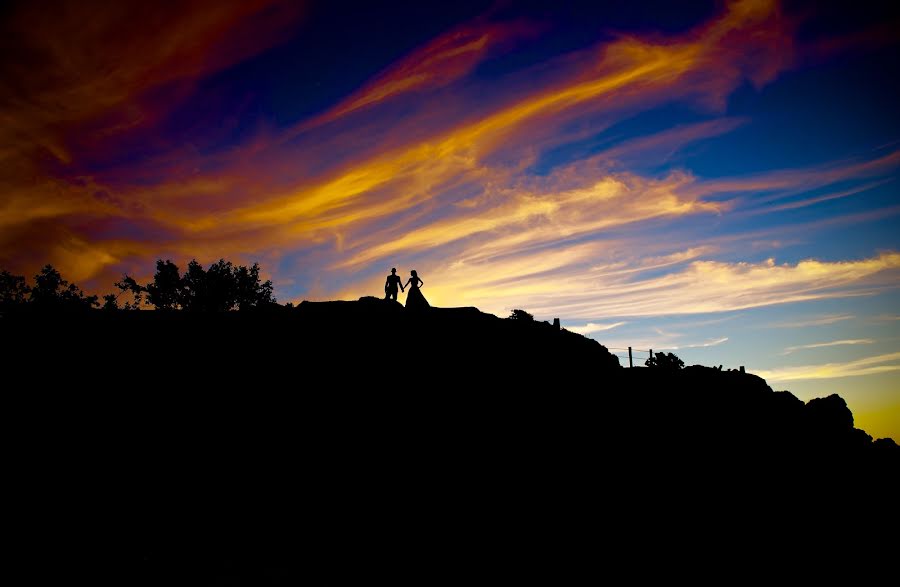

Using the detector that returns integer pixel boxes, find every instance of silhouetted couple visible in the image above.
[384,268,429,310]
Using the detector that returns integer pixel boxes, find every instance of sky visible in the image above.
[1,0,899,438]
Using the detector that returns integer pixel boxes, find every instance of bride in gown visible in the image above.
[403,270,430,310]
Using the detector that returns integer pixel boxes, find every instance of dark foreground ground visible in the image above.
[3,298,897,581]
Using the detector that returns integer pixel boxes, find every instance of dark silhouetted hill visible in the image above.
[2,297,897,581]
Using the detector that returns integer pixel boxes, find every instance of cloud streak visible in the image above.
[782,339,875,354]
[566,322,628,335]
[669,337,730,350]
[285,21,536,135]
[385,248,900,321]
[770,314,856,328]
[755,352,900,382]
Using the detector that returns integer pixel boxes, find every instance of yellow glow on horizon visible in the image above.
[754,352,900,381]
[333,250,900,321]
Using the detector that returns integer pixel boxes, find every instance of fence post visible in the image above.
[628,346,633,368]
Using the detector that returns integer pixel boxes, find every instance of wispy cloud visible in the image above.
[566,321,627,335]
[336,172,721,269]
[781,339,875,354]
[769,313,856,328]
[669,337,730,350]
[391,250,900,320]
[741,179,892,215]
[872,314,900,322]
[593,118,749,164]
[686,150,900,204]
[284,22,537,135]
[596,334,729,354]
[754,352,900,381]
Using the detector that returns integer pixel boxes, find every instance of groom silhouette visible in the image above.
[384,267,404,301]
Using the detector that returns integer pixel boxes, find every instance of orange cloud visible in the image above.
[337,172,721,268]
[285,21,535,135]
[0,0,304,279]
[0,0,303,165]
[185,0,792,254]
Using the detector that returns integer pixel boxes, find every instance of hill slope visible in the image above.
[3,298,898,580]
[4,296,896,458]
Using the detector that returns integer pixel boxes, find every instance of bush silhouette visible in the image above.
[508,308,534,321]
[645,351,684,370]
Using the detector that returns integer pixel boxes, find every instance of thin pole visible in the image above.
[628,346,633,368]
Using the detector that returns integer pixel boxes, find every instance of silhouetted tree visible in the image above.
[181,259,209,311]
[16,258,276,313]
[508,309,534,321]
[101,294,119,311]
[114,275,144,309]
[29,265,98,310]
[204,259,237,312]
[645,351,684,370]
[234,262,274,310]
[30,265,65,305]
[146,260,183,310]
[0,270,30,309]
[180,258,274,311]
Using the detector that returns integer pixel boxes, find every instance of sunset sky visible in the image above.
[2,0,898,437]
